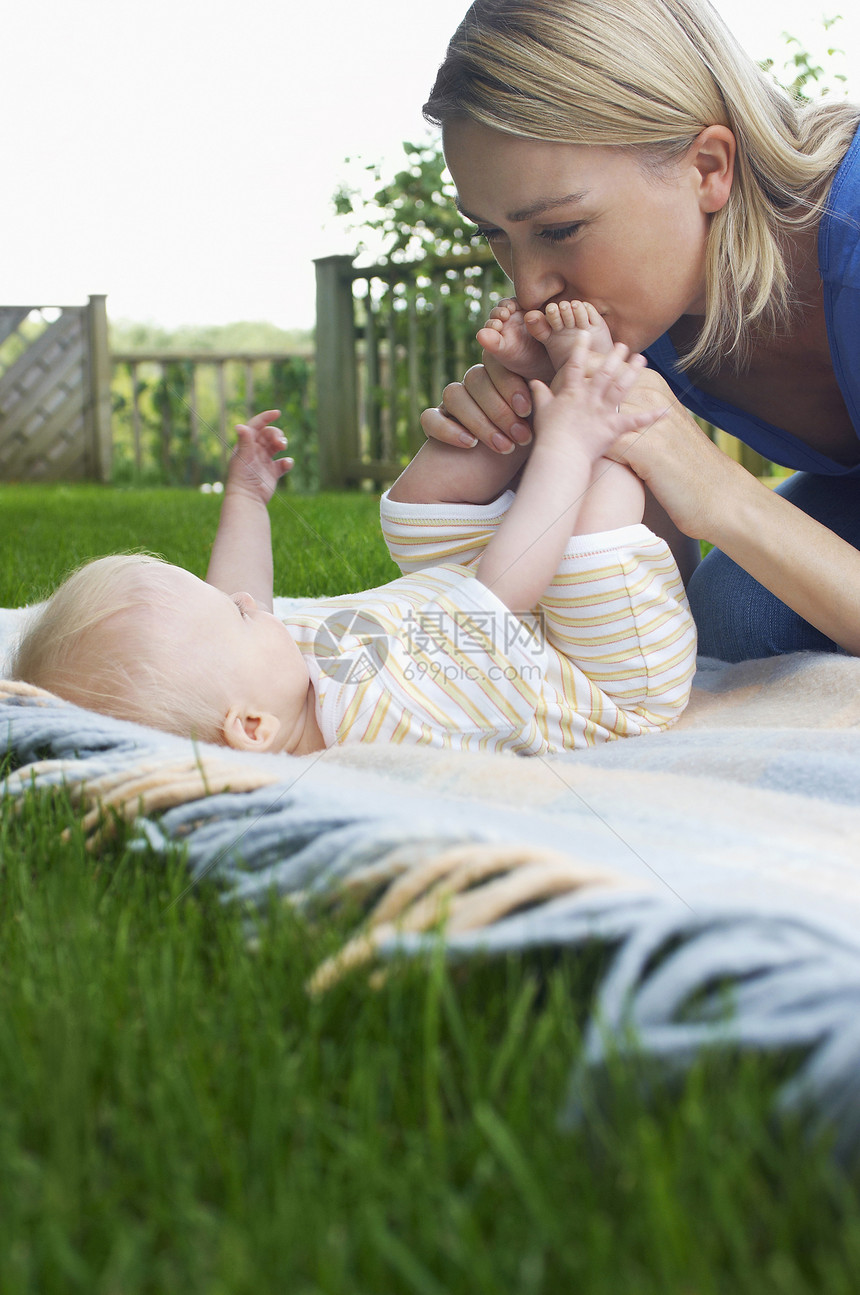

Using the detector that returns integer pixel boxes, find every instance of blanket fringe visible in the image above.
[78,758,284,846]
[6,751,285,848]
[308,843,627,995]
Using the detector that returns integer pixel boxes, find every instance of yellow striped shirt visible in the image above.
[278,491,697,753]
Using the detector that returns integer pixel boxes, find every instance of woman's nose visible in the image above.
[509,249,567,312]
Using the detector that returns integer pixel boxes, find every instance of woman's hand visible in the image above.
[420,342,643,456]
[610,369,747,544]
[419,352,534,455]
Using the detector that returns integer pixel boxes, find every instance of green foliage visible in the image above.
[110,318,313,355]
[107,321,317,490]
[350,259,507,478]
[760,15,848,102]
[332,141,509,481]
[333,138,482,263]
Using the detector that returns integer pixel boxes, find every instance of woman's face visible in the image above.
[443,118,716,354]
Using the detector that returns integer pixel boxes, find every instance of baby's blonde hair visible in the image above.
[11,554,227,743]
[424,0,860,372]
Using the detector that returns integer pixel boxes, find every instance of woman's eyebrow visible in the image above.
[456,192,590,224]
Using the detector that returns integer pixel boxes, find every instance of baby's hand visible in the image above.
[225,409,293,504]
[529,335,652,463]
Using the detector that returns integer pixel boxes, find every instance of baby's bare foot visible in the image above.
[524,300,613,372]
[476,298,555,383]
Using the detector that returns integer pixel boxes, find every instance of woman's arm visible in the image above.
[420,357,860,649]
[720,472,860,652]
[642,490,702,585]
[613,371,860,654]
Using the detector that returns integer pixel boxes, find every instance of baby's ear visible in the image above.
[222,705,281,752]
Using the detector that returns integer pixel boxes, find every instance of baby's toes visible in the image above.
[488,298,517,323]
[524,309,553,345]
[476,320,507,352]
[578,301,614,351]
[582,302,605,328]
[557,301,580,331]
[544,302,565,334]
[570,301,593,330]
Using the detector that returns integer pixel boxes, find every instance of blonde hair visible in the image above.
[10,554,227,743]
[424,0,860,372]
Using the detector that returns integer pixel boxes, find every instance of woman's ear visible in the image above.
[222,705,281,752]
[688,125,735,214]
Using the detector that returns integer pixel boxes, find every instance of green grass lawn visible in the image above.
[2,483,859,1294]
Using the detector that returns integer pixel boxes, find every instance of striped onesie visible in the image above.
[280,490,697,754]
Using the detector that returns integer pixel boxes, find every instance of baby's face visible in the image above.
[143,567,313,751]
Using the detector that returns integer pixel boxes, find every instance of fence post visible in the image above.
[314,255,359,489]
[86,294,112,482]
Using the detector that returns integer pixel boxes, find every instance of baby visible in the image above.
[12,312,697,756]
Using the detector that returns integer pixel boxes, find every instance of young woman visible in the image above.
[418,0,860,662]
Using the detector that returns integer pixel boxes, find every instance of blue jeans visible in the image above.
[686,472,860,662]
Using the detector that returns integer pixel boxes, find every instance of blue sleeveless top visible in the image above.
[645,123,860,477]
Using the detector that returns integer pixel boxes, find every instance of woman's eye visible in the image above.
[539,224,582,244]
[473,226,504,244]
[472,223,581,245]
[233,597,249,619]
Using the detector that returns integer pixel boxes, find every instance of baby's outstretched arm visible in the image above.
[477,336,653,611]
[206,410,292,611]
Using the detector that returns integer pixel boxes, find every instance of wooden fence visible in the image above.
[110,351,315,488]
[1,272,774,490]
[107,248,505,490]
[0,297,111,482]
[314,250,510,489]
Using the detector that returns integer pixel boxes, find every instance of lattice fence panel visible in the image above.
[0,302,110,482]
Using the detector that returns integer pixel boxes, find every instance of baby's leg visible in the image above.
[525,300,614,373]
[573,457,645,535]
[476,298,555,383]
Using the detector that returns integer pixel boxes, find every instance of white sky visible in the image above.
[4,0,858,331]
